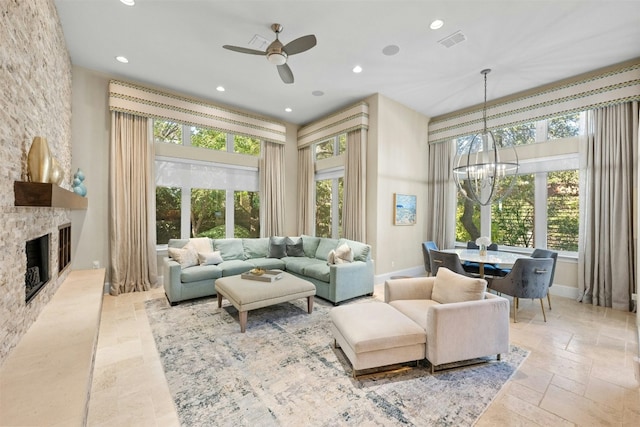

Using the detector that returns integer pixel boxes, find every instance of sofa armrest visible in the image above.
[163,257,183,303]
[329,259,374,302]
[425,292,510,366]
[384,277,435,302]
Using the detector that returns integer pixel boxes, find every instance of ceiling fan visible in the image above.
[223,23,317,84]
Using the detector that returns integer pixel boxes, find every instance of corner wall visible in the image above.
[0,0,73,365]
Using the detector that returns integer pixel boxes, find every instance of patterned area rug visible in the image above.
[146,296,528,427]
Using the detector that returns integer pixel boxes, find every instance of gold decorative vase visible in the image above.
[27,136,52,183]
[49,157,64,185]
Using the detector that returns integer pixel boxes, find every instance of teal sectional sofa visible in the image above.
[163,235,374,305]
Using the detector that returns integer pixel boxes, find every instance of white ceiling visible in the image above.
[54,0,640,126]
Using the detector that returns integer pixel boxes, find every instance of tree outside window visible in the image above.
[190,189,226,238]
[234,191,260,237]
[191,127,226,150]
[156,186,181,244]
[154,120,182,144]
[315,177,343,238]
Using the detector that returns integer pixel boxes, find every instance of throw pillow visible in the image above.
[168,247,199,269]
[188,237,212,254]
[213,238,245,260]
[285,237,305,257]
[268,236,287,258]
[198,251,223,266]
[242,238,269,259]
[337,238,370,262]
[334,243,354,264]
[431,267,487,304]
[327,249,336,265]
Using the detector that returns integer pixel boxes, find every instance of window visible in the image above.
[315,134,346,161]
[154,119,261,244]
[455,113,583,253]
[315,177,343,238]
[314,134,346,238]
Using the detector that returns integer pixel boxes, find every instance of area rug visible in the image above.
[146,296,528,427]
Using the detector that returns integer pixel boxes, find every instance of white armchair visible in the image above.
[385,268,510,373]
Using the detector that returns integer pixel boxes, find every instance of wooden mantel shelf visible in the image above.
[14,181,88,209]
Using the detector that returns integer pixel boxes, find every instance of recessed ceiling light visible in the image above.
[216,86,225,92]
[120,0,135,6]
[115,56,129,63]
[285,107,292,113]
[312,90,324,97]
[430,19,444,30]
[382,45,400,56]
[352,65,363,73]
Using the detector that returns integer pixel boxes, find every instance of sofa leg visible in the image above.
[430,363,435,374]
[165,294,178,306]
[497,353,501,361]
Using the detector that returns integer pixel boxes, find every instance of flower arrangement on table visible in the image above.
[476,236,491,256]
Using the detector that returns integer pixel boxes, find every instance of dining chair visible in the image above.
[486,258,554,323]
[429,249,472,277]
[498,248,558,308]
[422,241,438,276]
[462,241,503,276]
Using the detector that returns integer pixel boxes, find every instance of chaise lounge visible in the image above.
[331,268,510,375]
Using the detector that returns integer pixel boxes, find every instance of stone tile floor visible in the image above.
[87,285,640,426]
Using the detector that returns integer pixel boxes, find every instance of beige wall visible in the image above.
[366,94,430,275]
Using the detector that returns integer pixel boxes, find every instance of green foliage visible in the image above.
[154,120,182,144]
[315,139,335,161]
[156,186,181,244]
[191,127,226,150]
[493,122,536,146]
[548,113,580,139]
[234,135,261,156]
[315,179,332,237]
[190,189,225,237]
[234,191,260,237]
[198,224,253,239]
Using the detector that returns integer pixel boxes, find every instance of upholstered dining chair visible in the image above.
[487,258,555,323]
[429,249,472,277]
[422,241,438,276]
[462,241,503,276]
[498,248,558,309]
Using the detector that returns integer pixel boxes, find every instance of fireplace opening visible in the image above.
[25,234,50,303]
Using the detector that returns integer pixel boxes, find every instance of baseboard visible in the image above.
[548,283,579,300]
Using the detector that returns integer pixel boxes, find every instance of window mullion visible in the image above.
[534,173,547,248]
[181,186,191,238]
[331,178,339,238]
[225,190,234,237]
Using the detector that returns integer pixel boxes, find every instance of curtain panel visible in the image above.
[579,101,638,311]
[109,111,158,295]
[259,141,285,237]
[343,129,367,241]
[425,141,457,249]
[109,80,287,144]
[429,60,640,144]
[296,146,314,235]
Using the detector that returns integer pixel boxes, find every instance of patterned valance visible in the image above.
[297,101,369,148]
[108,80,287,144]
[428,59,640,144]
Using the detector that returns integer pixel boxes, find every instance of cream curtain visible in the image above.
[579,101,638,311]
[297,146,314,235]
[343,129,366,241]
[425,141,456,249]
[259,141,285,236]
[109,111,157,295]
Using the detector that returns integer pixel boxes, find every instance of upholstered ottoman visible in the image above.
[330,302,426,376]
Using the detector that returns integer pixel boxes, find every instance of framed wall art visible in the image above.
[394,193,416,225]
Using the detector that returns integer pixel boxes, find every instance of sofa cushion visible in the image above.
[246,257,286,270]
[188,237,213,253]
[337,238,370,262]
[286,236,305,257]
[243,238,269,259]
[315,238,339,261]
[168,247,199,269]
[213,238,245,261]
[282,257,321,275]
[388,299,441,330]
[303,262,331,282]
[198,251,223,266]
[431,267,487,304]
[168,238,189,249]
[301,235,321,258]
[218,259,253,276]
[268,236,287,258]
[180,265,222,283]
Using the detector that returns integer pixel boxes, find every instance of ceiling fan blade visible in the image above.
[282,35,317,56]
[222,45,266,56]
[277,63,294,84]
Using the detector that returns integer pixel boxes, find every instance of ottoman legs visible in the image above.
[239,311,247,333]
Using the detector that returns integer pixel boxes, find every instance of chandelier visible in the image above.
[453,69,519,206]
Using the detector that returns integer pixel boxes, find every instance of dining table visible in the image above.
[442,248,529,278]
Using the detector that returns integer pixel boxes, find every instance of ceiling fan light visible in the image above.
[267,52,287,65]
